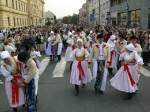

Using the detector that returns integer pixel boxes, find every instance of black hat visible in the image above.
[130,36,137,40]
[76,29,81,32]
[18,51,30,62]
[97,33,104,38]
[118,34,125,39]
[54,29,58,33]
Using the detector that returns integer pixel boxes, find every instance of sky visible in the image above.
[44,0,86,18]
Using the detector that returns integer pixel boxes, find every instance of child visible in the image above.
[30,47,41,69]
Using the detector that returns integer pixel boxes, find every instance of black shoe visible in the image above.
[123,93,132,100]
[57,55,61,62]
[52,56,55,61]
[82,84,85,88]
[50,55,52,61]
[13,108,17,112]
[94,87,98,91]
[75,85,79,96]
[99,90,104,94]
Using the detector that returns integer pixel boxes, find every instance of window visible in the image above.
[130,10,141,27]
[14,17,16,26]
[17,18,18,25]
[118,12,126,25]
[12,0,14,8]
[16,1,17,9]
[19,2,20,10]
[6,0,8,6]
[7,17,10,26]
[103,3,105,10]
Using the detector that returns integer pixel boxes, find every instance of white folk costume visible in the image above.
[87,31,93,52]
[88,34,111,92]
[73,34,87,48]
[53,33,62,61]
[70,39,92,95]
[65,32,75,62]
[115,38,127,70]
[45,31,56,61]
[107,35,117,68]
[110,44,143,99]
[0,51,25,108]
[18,52,39,112]
[30,51,41,69]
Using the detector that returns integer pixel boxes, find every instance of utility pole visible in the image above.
[99,0,101,25]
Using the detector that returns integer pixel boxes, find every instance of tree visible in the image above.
[54,15,57,24]
[61,13,78,24]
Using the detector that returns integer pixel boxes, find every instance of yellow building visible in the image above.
[0,0,45,28]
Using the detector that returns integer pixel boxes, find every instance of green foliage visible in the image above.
[61,13,78,24]
[46,21,51,26]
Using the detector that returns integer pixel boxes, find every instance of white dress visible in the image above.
[107,39,117,68]
[87,34,93,52]
[65,38,74,61]
[70,48,92,85]
[110,51,143,93]
[1,57,25,107]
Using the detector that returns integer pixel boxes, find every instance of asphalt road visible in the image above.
[0,51,150,112]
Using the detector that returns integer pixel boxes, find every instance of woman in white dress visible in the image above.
[87,31,93,52]
[110,43,143,100]
[65,32,75,69]
[45,31,56,61]
[0,51,25,112]
[70,39,92,96]
[107,35,117,77]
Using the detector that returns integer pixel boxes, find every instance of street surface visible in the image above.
[0,51,150,112]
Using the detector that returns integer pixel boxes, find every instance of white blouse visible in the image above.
[70,48,89,61]
[1,56,18,81]
[66,38,74,46]
[119,51,143,65]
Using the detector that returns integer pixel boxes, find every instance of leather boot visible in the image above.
[50,55,52,61]
[13,108,17,112]
[75,84,79,96]
[57,55,61,62]
[123,93,132,100]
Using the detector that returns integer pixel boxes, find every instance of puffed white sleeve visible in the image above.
[119,52,126,61]
[47,38,51,42]
[70,49,76,61]
[66,39,72,44]
[1,66,13,81]
[85,49,90,60]
[135,53,144,65]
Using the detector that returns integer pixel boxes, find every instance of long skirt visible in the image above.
[57,42,62,55]
[93,60,108,91]
[110,65,139,93]
[5,77,25,107]
[65,47,72,61]
[45,43,55,55]
[109,52,117,68]
[24,79,36,112]
[70,60,92,85]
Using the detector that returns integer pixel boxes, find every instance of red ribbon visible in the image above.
[32,58,38,68]
[12,76,21,105]
[77,61,85,80]
[89,41,93,48]
[51,42,54,54]
[118,41,123,45]
[110,51,114,66]
[124,64,136,86]
[72,45,75,51]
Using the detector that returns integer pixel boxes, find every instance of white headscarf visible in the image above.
[77,39,83,43]
[126,43,135,51]
[107,35,116,50]
[1,51,10,59]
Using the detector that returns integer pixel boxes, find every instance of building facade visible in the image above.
[100,0,110,26]
[110,0,150,30]
[79,3,86,24]
[45,11,55,25]
[0,0,45,28]
[86,0,99,26]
